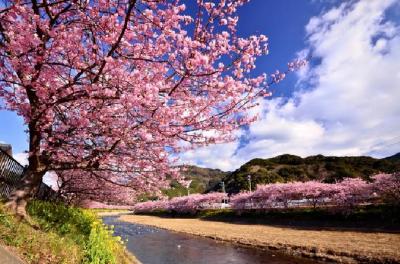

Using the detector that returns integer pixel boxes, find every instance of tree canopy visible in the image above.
[0,0,305,213]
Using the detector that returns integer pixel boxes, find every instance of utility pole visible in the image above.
[221,181,226,204]
[185,180,192,196]
[247,175,252,192]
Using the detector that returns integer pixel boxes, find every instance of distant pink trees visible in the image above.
[372,173,400,205]
[231,174,399,211]
[133,200,168,214]
[133,192,228,214]
[168,192,228,213]
[133,173,399,214]
[330,178,372,209]
[230,181,339,211]
[79,200,134,210]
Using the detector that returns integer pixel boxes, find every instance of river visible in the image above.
[103,216,323,264]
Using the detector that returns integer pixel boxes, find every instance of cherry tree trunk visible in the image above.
[5,168,44,219]
[6,119,44,219]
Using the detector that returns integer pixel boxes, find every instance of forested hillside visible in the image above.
[217,154,400,193]
[384,152,400,162]
[161,166,228,198]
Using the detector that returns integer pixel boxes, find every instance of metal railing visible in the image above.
[0,148,25,199]
[0,149,60,201]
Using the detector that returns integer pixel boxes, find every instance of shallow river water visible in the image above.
[102,216,322,264]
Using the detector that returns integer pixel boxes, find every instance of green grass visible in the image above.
[0,200,137,264]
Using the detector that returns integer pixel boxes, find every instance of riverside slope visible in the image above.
[119,215,400,263]
[0,245,24,264]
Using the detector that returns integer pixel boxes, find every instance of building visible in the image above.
[0,143,12,156]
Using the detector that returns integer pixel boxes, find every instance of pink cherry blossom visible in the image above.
[372,173,400,205]
[230,174,397,212]
[0,0,304,212]
[133,192,228,214]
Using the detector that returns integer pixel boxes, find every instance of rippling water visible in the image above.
[102,216,322,264]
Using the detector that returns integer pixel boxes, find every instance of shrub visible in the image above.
[84,221,118,264]
[0,202,82,263]
[26,200,131,264]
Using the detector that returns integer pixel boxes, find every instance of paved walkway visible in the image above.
[0,245,24,264]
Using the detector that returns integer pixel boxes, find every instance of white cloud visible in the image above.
[11,152,59,189]
[179,0,400,171]
[13,152,28,166]
[179,141,242,171]
[43,171,59,190]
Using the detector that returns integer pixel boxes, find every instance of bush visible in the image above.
[0,200,134,264]
[27,200,130,264]
[0,202,81,263]
[84,221,119,264]
[28,200,93,240]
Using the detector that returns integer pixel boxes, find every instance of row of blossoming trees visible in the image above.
[133,173,400,214]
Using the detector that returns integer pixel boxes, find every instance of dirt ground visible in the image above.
[119,214,400,263]
[95,210,131,216]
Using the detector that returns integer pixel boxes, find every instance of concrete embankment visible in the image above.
[119,214,400,263]
[0,244,24,264]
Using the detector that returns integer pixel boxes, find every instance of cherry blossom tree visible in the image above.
[133,192,227,214]
[133,200,168,214]
[230,191,252,211]
[78,200,134,210]
[230,177,383,212]
[0,0,305,217]
[56,170,139,205]
[372,173,400,205]
[330,178,373,211]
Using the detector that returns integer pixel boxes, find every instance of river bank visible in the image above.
[0,244,24,264]
[0,202,138,264]
[119,214,400,263]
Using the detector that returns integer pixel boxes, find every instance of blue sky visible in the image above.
[1,0,400,169]
[179,0,400,170]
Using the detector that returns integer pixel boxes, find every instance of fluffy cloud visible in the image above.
[13,152,28,166]
[179,0,400,171]
[179,141,242,171]
[11,152,58,189]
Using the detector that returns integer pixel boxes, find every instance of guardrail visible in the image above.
[0,149,60,201]
[0,148,25,199]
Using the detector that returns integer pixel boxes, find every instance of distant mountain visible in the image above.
[384,152,400,162]
[211,154,400,194]
[162,165,228,198]
[181,165,229,191]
